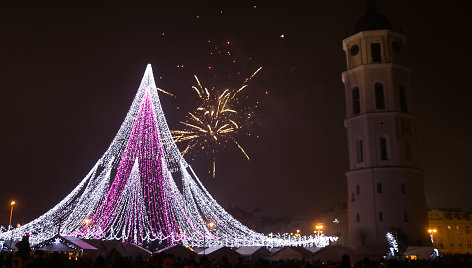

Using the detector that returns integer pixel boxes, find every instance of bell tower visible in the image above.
[342,1,428,254]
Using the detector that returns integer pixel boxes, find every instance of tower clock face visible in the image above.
[350,45,359,56]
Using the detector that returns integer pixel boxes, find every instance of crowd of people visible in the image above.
[1,250,472,268]
[0,237,471,268]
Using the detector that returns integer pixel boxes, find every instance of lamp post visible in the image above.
[203,222,215,255]
[208,222,215,233]
[428,228,437,247]
[8,201,15,231]
[314,224,324,236]
[8,201,15,249]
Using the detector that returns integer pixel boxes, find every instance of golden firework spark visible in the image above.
[172,67,262,178]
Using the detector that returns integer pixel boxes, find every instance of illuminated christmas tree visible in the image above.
[0,65,335,247]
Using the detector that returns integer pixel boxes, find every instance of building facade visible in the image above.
[342,3,428,253]
[428,208,472,254]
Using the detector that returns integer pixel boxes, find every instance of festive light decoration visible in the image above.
[0,65,336,248]
[384,232,399,259]
[31,236,81,252]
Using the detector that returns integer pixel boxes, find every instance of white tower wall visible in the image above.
[342,29,428,252]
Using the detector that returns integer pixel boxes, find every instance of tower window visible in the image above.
[380,137,389,160]
[356,184,360,195]
[399,85,408,113]
[405,138,412,161]
[356,140,364,162]
[375,83,385,109]
[371,43,381,62]
[352,87,360,115]
[379,212,383,222]
[377,183,382,193]
[401,183,406,194]
[404,210,409,223]
[466,226,470,234]
[356,213,360,223]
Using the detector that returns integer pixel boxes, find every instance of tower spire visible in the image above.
[366,0,377,12]
[354,0,391,33]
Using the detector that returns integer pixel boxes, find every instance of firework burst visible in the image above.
[172,67,262,178]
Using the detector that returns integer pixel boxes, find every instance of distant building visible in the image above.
[342,1,428,255]
[314,208,348,246]
[428,208,472,254]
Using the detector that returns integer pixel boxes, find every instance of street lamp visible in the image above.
[8,201,15,231]
[208,222,215,231]
[428,228,437,246]
[204,222,216,255]
[314,224,324,235]
[8,201,15,249]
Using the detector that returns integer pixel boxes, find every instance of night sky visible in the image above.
[1,1,471,227]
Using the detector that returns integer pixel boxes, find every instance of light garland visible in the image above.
[0,65,337,248]
[31,236,81,252]
[384,232,398,259]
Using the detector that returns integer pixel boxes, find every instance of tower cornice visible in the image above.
[342,63,410,84]
[343,30,406,50]
[344,111,416,121]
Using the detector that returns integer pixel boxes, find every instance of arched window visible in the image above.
[379,212,383,222]
[399,85,408,113]
[405,138,412,161]
[377,183,382,193]
[404,210,409,223]
[375,83,385,109]
[380,137,389,160]
[356,213,360,223]
[401,183,406,194]
[356,184,360,195]
[352,87,360,115]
